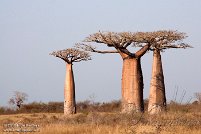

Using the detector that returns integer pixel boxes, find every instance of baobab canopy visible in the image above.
[77,30,192,57]
[50,48,91,63]
[141,30,193,51]
[77,31,155,57]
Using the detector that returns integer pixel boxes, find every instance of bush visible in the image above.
[194,92,201,103]
[76,100,121,113]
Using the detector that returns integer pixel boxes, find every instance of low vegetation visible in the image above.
[0,99,201,133]
[0,100,121,114]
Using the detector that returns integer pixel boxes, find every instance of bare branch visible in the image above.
[118,48,134,57]
[75,43,119,54]
[123,42,132,48]
[135,44,151,58]
[162,43,193,49]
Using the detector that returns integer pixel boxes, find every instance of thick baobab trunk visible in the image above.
[64,63,76,115]
[148,50,166,114]
[121,57,144,113]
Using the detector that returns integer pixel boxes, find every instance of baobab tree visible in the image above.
[8,91,28,109]
[50,48,91,115]
[147,30,192,114]
[77,31,154,113]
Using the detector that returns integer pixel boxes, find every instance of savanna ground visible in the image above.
[0,101,201,134]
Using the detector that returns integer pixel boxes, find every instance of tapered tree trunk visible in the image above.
[120,44,150,113]
[148,50,166,114]
[121,57,144,113]
[64,63,76,115]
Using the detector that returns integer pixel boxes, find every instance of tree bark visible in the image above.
[120,44,150,113]
[64,63,76,115]
[148,49,166,114]
[121,57,144,113]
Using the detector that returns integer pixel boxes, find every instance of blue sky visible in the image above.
[0,0,201,106]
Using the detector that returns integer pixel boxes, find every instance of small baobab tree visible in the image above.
[8,91,28,109]
[50,48,91,115]
[77,31,154,113]
[194,92,201,104]
[147,30,192,114]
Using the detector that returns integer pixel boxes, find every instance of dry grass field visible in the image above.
[0,100,201,134]
[0,108,201,134]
